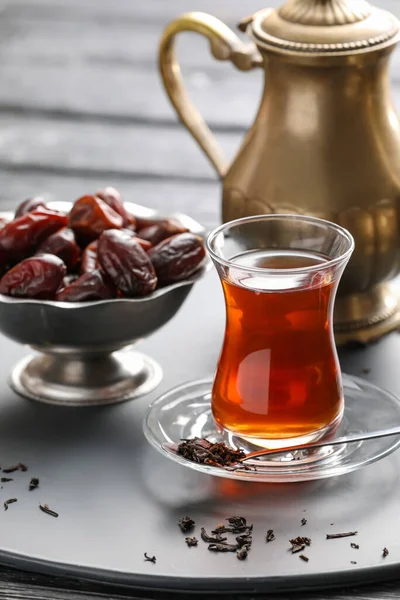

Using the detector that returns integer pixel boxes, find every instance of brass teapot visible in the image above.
[159,0,400,345]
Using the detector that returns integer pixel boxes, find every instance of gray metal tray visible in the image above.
[0,270,399,595]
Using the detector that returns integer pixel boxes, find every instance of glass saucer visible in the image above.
[143,375,400,483]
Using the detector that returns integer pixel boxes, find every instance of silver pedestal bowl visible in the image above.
[0,201,210,406]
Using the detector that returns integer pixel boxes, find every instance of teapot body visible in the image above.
[222,48,400,341]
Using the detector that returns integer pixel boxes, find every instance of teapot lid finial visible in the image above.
[279,0,372,26]
[245,0,400,55]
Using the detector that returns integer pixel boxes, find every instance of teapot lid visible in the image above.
[242,0,400,55]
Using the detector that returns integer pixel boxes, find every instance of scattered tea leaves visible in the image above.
[0,478,13,483]
[39,504,59,518]
[301,518,307,526]
[227,516,248,531]
[289,537,311,554]
[178,516,195,533]
[4,498,17,511]
[185,537,198,547]
[351,543,359,550]
[200,516,254,560]
[212,517,252,535]
[266,529,275,543]
[201,527,227,544]
[299,554,309,562]
[177,438,245,468]
[3,463,27,474]
[326,532,358,540]
[144,552,156,563]
[383,547,389,558]
[29,477,39,491]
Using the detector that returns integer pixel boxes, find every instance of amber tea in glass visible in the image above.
[207,215,354,449]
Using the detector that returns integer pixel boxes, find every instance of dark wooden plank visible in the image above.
[2,0,399,25]
[0,62,262,129]
[0,11,399,129]
[1,0,277,26]
[0,116,241,180]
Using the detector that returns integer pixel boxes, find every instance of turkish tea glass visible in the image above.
[207,214,354,450]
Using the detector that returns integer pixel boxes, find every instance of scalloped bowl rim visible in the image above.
[0,202,211,310]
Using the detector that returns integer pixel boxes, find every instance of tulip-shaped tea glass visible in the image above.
[144,213,400,482]
[207,214,355,450]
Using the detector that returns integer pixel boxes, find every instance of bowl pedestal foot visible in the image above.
[9,348,163,406]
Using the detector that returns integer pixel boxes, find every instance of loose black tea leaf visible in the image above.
[351,543,359,550]
[266,529,275,543]
[212,525,235,535]
[185,537,198,547]
[351,561,357,565]
[29,477,39,491]
[383,547,389,557]
[362,368,371,374]
[178,516,195,533]
[301,518,307,526]
[177,438,245,468]
[236,534,252,548]
[237,546,249,560]
[326,532,358,540]
[226,517,252,534]
[290,537,311,547]
[4,498,17,511]
[39,504,59,518]
[227,516,247,530]
[299,554,309,562]
[3,463,27,474]
[144,552,156,563]
[289,537,311,554]
[201,527,227,544]
[208,543,238,553]
[212,518,252,535]
[0,478,13,482]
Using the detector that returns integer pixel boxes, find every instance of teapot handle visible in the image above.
[159,12,263,179]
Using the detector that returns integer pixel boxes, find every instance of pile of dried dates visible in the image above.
[0,187,206,302]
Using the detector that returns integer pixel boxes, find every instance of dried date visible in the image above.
[0,209,68,265]
[137,218,188,246]
[118,228,152,252]
[0,217,11,231]
[69,195,123,243]
[56,269,115,302]
[0,254,66,299]
[148,233,205,284]
[38,227,80,269]
[81,240,99,274]
[134,236,152,252]
[134,215,160,231]
[59,274,79,291]
[15,197,47,218]
[96,187,136,228]
[98,229,157,297]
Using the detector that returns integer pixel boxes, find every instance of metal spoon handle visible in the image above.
[241,425,400,463]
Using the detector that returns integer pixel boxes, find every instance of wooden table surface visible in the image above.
[0,0,400,598]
